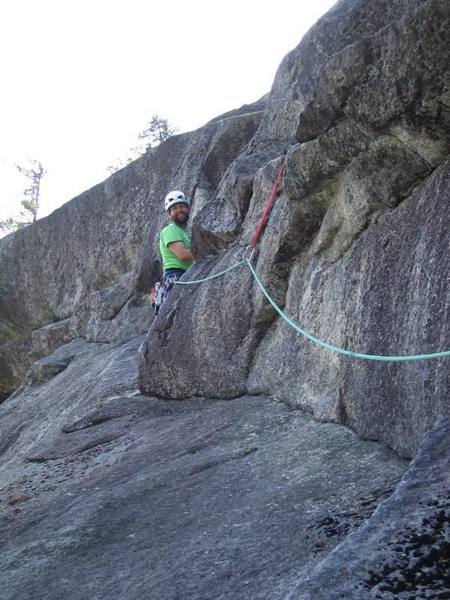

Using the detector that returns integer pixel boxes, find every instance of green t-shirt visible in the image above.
[159,223,193,272]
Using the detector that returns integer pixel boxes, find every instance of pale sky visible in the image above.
[0,0,336,222]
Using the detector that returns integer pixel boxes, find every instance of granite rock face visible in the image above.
[290,418,450,600]
[0,0,449,598]
[0,319,73,402]
[0,337,408,600]
[247,162,450,458]
[140,0,450,458]
[0,104,263,398]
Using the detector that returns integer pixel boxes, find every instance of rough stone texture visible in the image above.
[0,337,407,600]
[0,319,73,402]
[0,107,262,396]
[23,338,99,388]
[289,418,450,599]
[248,161,450,458]
[141,0,450,457]
[77,272,151,344]
[138,248,258,399]
[258,0,450,144]
[0,1,449,597]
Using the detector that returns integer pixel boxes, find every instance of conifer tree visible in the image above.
[0,159,46,232]
[107,115,178,173]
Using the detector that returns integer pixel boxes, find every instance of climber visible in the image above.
[152,190,194,315]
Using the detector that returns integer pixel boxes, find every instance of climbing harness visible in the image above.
[173,153,450,362]
[153,271,185,315]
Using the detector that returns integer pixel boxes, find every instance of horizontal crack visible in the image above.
[187,446,258,476]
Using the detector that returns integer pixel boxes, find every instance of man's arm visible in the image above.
[168,241,194,262]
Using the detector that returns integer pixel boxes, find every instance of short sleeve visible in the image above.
[161,224,184,248]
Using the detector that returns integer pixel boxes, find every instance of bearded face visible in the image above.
[169,202,189,225]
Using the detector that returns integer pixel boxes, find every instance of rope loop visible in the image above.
[245,259,450,362]
[174,257,246,285]
[167,150,450,362]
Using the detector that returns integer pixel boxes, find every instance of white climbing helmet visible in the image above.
[164,190,189,212]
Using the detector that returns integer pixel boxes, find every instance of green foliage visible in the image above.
[138,114,178,149]
[107,114,178,174]
[0,159,46,233]
[0,218,23,233]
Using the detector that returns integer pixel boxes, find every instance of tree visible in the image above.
[0,159,46,233]
[107,115,178,174]
[16,159,45,223]
[138,114,178,149]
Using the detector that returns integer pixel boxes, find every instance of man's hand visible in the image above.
[168,241,194,262]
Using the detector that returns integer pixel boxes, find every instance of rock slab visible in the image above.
[0,339,407,600]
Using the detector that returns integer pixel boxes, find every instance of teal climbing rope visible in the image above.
[173,253,449,361]
[169,148,449,361]
[174,257,248,285]
[245,258,450,362]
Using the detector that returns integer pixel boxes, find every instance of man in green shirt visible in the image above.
[153,190,194,315]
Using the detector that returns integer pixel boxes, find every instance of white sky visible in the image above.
[0,0,336,221]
